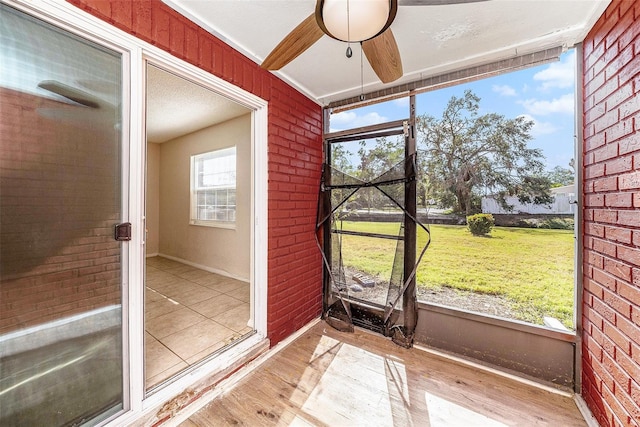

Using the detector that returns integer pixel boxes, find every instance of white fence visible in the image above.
[481,195,575,215]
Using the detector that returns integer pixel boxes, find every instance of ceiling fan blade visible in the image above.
[261,13,324,70]
[399,0,487,5]
[38,80,102,108]
[362,28,403,84]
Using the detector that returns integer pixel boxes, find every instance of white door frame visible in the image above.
[138,48,269,409]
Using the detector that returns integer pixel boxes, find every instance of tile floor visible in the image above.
[145,256,252,389]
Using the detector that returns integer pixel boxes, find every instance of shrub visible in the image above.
[539,217,574,230]
[512,217,575,230]
[467,213,494,236]
[516,219,539,228]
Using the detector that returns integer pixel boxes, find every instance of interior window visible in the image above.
[191,147,237,226]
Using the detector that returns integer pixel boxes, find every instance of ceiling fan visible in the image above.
[261,0,486,84]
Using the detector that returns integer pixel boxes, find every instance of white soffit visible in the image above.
[164,0,611,106]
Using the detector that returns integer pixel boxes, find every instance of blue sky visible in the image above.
[330,50,576,171]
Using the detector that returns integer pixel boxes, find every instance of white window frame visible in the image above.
[190,146,237,228]
[4,1,269,425]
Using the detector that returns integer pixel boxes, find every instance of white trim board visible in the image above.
[574,394,599,427]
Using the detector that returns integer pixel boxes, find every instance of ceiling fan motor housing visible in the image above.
[316,0,398,42]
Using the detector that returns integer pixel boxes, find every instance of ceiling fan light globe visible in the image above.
[320,0,392,42]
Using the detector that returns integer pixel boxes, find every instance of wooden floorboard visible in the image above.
[182,321,586,426]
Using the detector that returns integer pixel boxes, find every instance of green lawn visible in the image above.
[337,221,575,328]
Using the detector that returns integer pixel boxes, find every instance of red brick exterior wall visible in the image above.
[65,0,324,345]
[582,0,640,424]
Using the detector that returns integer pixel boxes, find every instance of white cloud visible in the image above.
[518,93,574,116]
[392,97,410,108]
[518,114,558,136]
[492,84,516,97]
[531,121,559,136]
[329,111,388,132]
[533,51,575,91]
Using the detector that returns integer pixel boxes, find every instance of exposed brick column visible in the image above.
[582,0,640,425]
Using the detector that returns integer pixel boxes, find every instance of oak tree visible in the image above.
[417,90,551,215]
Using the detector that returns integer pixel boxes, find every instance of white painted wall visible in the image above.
[156,114,251,281]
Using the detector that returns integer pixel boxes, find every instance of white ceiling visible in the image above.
[164,0,610,106]
[146,65,250,143]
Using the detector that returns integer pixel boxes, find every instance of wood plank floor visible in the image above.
[181,321,586,427]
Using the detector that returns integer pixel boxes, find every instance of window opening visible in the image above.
[191,146,237,225]
[326,51,577,333]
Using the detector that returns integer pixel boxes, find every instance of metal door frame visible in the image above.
[320,96,422,347]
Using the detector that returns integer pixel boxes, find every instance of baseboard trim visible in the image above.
[155,253,249,283]
[574,394,599,427]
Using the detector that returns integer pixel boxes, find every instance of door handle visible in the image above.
[114,222,132,241]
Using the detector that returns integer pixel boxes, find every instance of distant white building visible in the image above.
[482,184,576,215]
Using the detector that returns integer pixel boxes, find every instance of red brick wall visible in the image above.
[0,88,121,333]
[66,0,324,345]
[582,0,640,425]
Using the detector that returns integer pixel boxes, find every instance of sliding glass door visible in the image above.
[0,4,126,425]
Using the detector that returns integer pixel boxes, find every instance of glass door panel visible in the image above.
[0,5,125,425]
